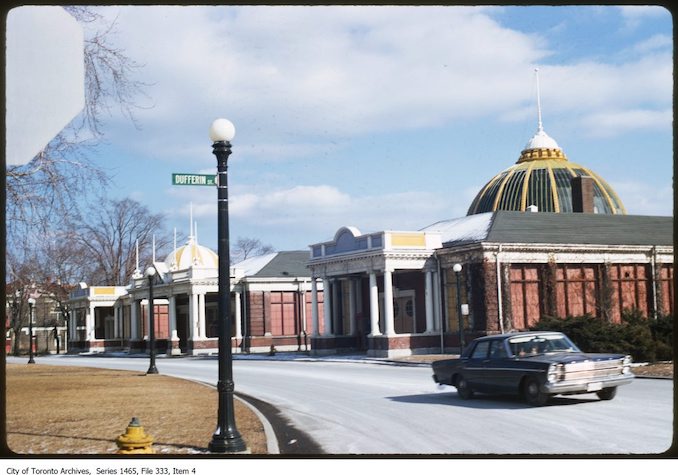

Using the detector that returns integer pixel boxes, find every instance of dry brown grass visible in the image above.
[629,362,674,378]
[5,364,267,455]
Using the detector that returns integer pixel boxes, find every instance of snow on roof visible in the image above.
[420,212,494,244]
[232,252,278,277]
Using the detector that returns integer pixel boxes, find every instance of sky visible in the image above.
[15,5,675,254]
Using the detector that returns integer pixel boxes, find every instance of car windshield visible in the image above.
[507,334,580,357]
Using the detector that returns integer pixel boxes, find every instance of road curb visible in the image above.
[233,393,280,455]
[235,392,325,455]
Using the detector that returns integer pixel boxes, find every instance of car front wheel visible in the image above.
[596,387,617,400]
[456,375,473,400]
[523,377,549,406]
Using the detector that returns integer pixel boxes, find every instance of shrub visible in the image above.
[530,310,673,363]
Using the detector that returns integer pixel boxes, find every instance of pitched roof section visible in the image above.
[235,251,311,278]
[420,213,493,243]
[487,212,672,246]
[428,211,672,247]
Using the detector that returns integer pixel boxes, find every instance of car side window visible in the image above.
[489,341,508,359]
[470,341,490,359]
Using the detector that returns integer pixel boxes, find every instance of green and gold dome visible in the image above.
[467,118,626,216]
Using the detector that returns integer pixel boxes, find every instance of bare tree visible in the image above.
[232,237,276,263]
[5,6,150,253]
[5,253,39,356]
[72,198,174,286]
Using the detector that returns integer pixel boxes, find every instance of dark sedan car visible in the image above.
[432,331,634,406]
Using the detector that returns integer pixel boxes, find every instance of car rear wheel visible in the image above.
[596,387,617,401]
[523,376,549,406]
[456,375,473,400]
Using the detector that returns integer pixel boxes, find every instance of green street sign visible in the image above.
[172,173,217,186]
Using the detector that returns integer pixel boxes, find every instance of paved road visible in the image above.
[6,354,673,455]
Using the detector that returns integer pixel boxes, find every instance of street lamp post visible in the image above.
[453,264,465,353]
[27,297,36,364]
[207,118,247,453]
[145,266,159,375]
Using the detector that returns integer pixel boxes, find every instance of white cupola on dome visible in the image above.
[164,235,218,270]
[524,127,561,151]
[164,211,218,271]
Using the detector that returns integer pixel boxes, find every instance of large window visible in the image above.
[555,264,599,317]
[658,264,674,315]
[270,291,297,336]
[608,264,651,321]
[510,265,542,329]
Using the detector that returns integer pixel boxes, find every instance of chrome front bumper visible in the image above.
[543,373,635,395]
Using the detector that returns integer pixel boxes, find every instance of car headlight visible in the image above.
[547,363,562,383]
[622,355,632,374]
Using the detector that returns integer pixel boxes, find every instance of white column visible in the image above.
[425,270,434,333]
[300,286,307,335]
[432,271,441,331]
[348,279,356,336]
[383,269,395,336]
[311,279,320,336]
[189,293,197,340]
[198,293,206,339]
[113,304,120,338]
[87,303,96,341]
[69,311,77,341]
[143,300,150,339]
[332,280,341,335]
[130,301,139,340]
[369,272,381,336]
[322,278,332,336]
[168,295,180,355]
[168,295,177,337]
[234,291,243,340]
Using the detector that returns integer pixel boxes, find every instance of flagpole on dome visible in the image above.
[132,238,142,279]
[535,67,543,133]
[189,202,194,242]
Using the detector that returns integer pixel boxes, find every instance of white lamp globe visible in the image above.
[209,118,236,142]
[453,263,462,273]
[145,266,156,278]
[28,297,36,306]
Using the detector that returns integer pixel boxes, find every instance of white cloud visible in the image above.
[617,5,670,31]
[580,108,672,138]
[104,6,546,141]
[612,181,673,217]
[84,5,671,251]
[224,183,472,237]
[94,4,672,163]
[631,34,672,55]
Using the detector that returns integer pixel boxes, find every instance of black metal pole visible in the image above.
[28,302,35,364]
[147,274,158,375]
[208,139,247,453]
[455,269,465,353]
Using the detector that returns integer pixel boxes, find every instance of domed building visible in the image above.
[307,75,672,357]
[66,223,322,355]
[467,118,626,216]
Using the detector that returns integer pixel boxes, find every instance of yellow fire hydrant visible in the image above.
[116,417,155,454]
